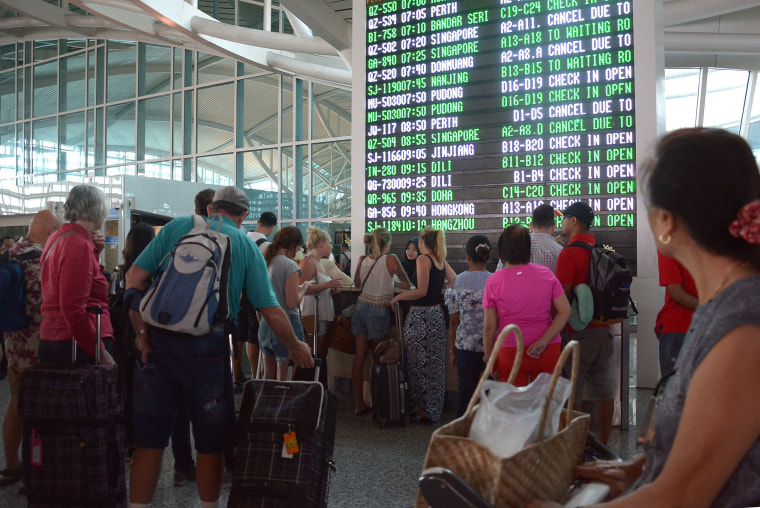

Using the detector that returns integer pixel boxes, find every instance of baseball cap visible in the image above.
[562,201,594,227]
[213,186,250,211]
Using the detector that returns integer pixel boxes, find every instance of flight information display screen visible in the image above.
[363,0,637,269]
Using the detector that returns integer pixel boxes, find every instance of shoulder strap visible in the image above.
[15,249,42,262]
[1,248,42,263]
[192,214,208,229]
[567,241,593,251]
[255,237,266,247]
[309,257,319,322]
[43,231,77,263]
[309,257,319,284]
[203,214,225,233]
[358,256,381,297]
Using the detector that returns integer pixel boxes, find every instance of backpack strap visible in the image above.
[15,250,42,263]
[255,237,266,247]
[2,248,42,264]
[567,241,593,251]
[565,241,593,304]
[193,214,211,230]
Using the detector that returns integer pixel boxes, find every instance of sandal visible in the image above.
[0,468,22,487]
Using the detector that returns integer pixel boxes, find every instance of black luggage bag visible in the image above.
[18,305,126,508]
[228,358,337,508]
[372,305,411,428]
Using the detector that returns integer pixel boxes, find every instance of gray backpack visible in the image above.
[140,215,231,335]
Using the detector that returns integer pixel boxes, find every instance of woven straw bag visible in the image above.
[415,324,590,508]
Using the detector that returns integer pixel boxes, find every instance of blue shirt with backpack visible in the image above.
[134,214,279,327]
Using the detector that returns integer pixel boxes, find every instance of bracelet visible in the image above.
[136,328,148,337]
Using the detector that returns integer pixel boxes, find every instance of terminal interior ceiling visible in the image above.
[1,0,760,222]
[0,1,759,76]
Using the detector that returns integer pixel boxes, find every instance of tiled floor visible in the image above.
[0,372,650,508]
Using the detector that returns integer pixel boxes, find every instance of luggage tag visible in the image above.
[31,429,43,466]
[282,425,299,458]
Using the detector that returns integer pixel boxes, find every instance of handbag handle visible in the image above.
[463,324,524,418]
[536,340,580,442]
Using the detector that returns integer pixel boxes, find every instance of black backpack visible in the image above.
[340,253,351,276]
[0,249,41,331]
[568,242,634,324]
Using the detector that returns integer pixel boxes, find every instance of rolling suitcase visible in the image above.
[372,304,411,428]
[228,358,337,508]
[19,305,126,508]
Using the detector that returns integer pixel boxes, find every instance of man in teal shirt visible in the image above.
[125,187,312,508]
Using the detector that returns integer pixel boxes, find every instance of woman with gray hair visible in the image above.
[39,184,115,365]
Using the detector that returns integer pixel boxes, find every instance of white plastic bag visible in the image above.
[468,372,572,459]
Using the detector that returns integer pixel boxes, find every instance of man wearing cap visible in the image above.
[124,186,313,508]
[556,201,614,444]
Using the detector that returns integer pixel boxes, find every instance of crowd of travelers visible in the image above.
[0,127,759,507]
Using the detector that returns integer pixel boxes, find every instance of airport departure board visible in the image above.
[363,0,637,268]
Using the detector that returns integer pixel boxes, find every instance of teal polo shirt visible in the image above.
[134,214,278,319]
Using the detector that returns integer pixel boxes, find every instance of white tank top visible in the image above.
[358,255,394,306]
[300,260,335,320]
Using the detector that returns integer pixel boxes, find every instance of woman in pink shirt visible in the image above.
[40,184,115,365]
[482,224,571,386]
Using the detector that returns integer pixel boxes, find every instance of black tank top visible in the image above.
[412,255,445,306]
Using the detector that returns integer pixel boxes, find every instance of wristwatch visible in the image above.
[136,328,148,337]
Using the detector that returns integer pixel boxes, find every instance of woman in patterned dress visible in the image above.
[445,235,492,417]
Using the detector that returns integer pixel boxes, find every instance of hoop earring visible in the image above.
[658,233,672,245]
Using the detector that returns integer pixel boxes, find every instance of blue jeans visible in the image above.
[659,332,686,376]
[133,326,236,454]
[456,349,485,417]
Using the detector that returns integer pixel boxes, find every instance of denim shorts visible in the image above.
[351,302,392,340]
[259,312,305,361]
[132,326,236,454]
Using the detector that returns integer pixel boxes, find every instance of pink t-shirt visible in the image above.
[482,263,565,348]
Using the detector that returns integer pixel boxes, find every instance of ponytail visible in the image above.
[265,226,304,266]
[420,227,447,262]
[365,227,391,257]
[263,242,275,266]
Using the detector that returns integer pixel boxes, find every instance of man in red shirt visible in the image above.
[655,252,698,375]
[556,201,614,444]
